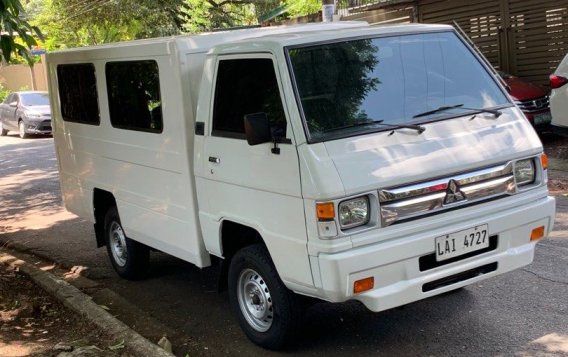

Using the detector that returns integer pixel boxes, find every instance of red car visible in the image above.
[499,72,551,131]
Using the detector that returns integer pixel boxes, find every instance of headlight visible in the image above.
[338,196,369,229]
[514,159,535,187]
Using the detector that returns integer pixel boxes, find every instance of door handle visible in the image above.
[208,156,220,164]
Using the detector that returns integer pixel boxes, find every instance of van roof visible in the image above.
[48,22,367,55]
[47,22,455,59]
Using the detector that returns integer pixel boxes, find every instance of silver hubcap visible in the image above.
[109,222,128,267]
[19,122,24,137]
[237,268,273,332]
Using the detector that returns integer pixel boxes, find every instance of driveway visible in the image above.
[1,133,567,356]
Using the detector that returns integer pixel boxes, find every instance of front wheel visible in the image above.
[18,121,28,139]
[228,244,302,350]
[103,206,149,280]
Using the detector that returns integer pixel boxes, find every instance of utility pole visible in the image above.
[322,0,336,22]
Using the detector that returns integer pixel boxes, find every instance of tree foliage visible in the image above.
[0,0,42,63]
[25,0,323,49]
[178,0,282,34]
[27,0,184,49]
[284,0,320,17]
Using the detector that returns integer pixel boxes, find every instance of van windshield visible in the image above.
[287,31,510,142]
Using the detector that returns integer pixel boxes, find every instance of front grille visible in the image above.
[515,96,549,113]
[422,262,498,292]
[419,235,498,271]
[379,162,516,226]
[39,120,52,131]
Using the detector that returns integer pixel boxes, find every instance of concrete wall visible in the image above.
[0,60,48,91]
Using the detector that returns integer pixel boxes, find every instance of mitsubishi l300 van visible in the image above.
[47,22,556,349]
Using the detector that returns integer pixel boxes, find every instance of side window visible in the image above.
[212,58,287,139]
[105,60,162,133]
[57,63,100,125]
[4,93,14,104]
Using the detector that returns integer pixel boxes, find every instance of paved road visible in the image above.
[1,133,567,357]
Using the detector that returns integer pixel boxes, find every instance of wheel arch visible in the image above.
[218,220,267,291]
[93,188,117,248]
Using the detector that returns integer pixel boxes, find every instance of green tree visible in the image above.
[178,0,282,34]
[178,0,325,33]
[0,0,42,63]
[27,0,184,49]
[284,0,320,17]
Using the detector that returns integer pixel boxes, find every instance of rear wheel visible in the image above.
[0,122,7,136]
[18,121,28,139]
[103,206,149,280]
[228,244,301,349]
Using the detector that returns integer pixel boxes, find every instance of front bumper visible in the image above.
[25,119,52,134]
[311,195,555,312]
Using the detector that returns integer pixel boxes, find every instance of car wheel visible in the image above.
[18,121,28,139]
[0,122,7,136]
[104,206,150,280]
[228,244,302,350]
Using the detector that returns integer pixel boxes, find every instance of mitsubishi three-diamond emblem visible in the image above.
[444,179,466,205]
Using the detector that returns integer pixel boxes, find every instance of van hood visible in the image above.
[322,108,543,196]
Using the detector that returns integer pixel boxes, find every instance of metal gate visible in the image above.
[418,0,568,85]
[341,2,415,24]
[341,0,568,86]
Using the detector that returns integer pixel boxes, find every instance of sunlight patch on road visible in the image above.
[0,342,35,357]
[0,169,57,188]
[532,333,568,353]
[0,208,77,234]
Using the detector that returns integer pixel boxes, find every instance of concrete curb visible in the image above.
[0,250,175,357]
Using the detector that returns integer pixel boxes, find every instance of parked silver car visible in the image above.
[0,91,52,138]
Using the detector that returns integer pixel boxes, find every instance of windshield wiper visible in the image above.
[413,104,502,118]
[323,119,425,134]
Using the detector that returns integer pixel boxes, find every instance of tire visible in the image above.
[103,206,149,280]
[18,121,28,139]
[0,122,7,136]
[228,244,302,350]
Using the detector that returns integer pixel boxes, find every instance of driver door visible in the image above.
[194,54,313,287]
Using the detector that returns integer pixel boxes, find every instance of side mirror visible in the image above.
[9,101,17,107]
[244,112,271,146]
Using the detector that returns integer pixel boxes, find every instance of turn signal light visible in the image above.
[541,153,549,170]
[550,74,568,89]
[353,277,374,294]
[316,202,335,221]
[530,226,545,241]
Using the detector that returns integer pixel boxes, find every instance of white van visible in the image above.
[47,22,556,349]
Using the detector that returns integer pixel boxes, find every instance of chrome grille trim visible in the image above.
[514,95,549,113]
[379,163,512,202]
[379,163,517,226]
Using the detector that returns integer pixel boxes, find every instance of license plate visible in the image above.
[435,225,489,262]
[534,112,552,125]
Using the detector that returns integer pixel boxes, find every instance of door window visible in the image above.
[4,94,14,104]
[212,58,287,139]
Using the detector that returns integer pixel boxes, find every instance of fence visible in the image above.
[341,0,568,86]
[0,61,48,92]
